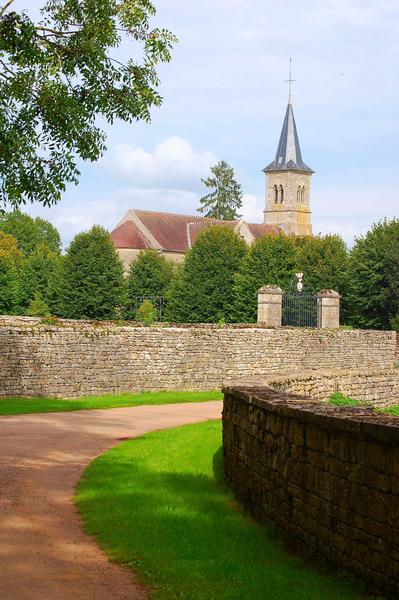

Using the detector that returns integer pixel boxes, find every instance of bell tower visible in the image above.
[263,63,314,236]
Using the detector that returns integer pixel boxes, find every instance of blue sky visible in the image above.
[15,0,399,247]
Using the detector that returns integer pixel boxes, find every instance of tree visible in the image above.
[0,231,21,313]
[295,234,350,320]
[46,254,65,316]
[233,233,297,322]
[166,225,247,323]
[0,229,22,266]
[19,243,60,310]
[348,219,399,329]
[198,160,243,220]
[0,0,176,208]
[126,249,174,319]
[60,225,126,320]
[0,211,61,254]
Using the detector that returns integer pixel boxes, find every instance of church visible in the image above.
[110,92,313,271]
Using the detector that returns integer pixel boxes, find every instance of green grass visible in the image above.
[382,405,399,416]
[0,390,222,416]
[329,393,399,416]
[330,392,362,407]
[76,420,364,600]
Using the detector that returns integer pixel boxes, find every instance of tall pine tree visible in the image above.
[198,161,243,220]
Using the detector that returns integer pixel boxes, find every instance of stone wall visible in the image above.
[264,369,399,407]
[223,386,399,596]
[0,316,396,398]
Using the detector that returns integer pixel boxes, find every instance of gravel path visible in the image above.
[0,401,222,600]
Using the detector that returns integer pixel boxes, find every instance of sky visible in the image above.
[11,0,399,248]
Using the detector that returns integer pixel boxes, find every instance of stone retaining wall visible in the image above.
[0,316,396,398]
[263,369,399,407]
[223,386,399,597]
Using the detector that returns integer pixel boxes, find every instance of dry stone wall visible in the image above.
[223,386,399,597]
[264,370,399,407]
[0,316,396,398]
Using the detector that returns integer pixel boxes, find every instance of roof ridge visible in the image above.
[132,208,238,223]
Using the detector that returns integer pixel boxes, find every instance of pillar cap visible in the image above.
[258,285,283,295]
[317,289,340,298]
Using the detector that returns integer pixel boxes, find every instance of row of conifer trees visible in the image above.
[1,211,399,329]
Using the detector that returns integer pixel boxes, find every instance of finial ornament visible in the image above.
[285,58,296,104]
[295,272,304,292]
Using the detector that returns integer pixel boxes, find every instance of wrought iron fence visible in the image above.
[130,296,167,322]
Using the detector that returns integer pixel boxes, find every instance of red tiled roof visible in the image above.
[247,223,281,239]
[188,220,237,245]
[110,209,281,252]
[110,220,151,250]
[130,209,239,252]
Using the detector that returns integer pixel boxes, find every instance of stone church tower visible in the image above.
[263,91,314,236]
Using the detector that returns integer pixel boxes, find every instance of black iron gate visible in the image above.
[282,277,318,327]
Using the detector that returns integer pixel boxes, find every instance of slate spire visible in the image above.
[264,100,313,174]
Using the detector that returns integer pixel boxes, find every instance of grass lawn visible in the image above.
[76,420,364,600]
[0,390,222,416]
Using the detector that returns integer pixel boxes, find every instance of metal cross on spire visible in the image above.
[285,58,296,104]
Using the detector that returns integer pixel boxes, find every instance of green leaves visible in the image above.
[198,160,243,221]
[348,219,399,329]
[0,0,176,208]
[60,225,126,320]
[233,233,298,323]
[166,225,247,323]
[0,210,61,255]
[126,249,174,318]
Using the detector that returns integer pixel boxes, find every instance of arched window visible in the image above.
[297,186,301,203]
[279,184,284,204]
[274,184,278,204]
[301,187,306,203]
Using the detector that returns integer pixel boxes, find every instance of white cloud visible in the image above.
[241,193,264,223]
[99,137,218,191]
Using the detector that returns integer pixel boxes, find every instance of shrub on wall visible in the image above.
[135,299,158,325]
[125,249,174,319]
[25,291,51,317]
[59,225,126,320]
[165,225,247,323]
[232,233,297,322]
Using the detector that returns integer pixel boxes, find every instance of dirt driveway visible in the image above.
[0,401,222,600]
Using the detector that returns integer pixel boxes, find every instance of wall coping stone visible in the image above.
[0,315,395,335]
[223,384,399,443]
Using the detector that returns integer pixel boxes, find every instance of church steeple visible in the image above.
[263,61,314,236]
[263,101,313,174]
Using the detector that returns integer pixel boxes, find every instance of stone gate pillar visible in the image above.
[317,290,340,329]
[257,286,282,326]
